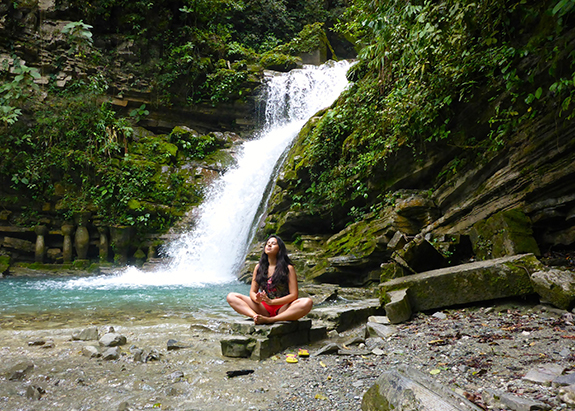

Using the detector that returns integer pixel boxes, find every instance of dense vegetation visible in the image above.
[0,0,344,234]
[284,0,575,227]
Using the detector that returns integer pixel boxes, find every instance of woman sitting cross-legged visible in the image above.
[226,235,313,325]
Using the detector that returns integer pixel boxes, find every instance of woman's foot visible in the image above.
[253,314,274,325]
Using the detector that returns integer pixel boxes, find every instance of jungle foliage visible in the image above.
[0,0,342,232]
[289,0,575,223]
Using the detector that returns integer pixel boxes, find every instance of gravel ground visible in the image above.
[1,298,574,410]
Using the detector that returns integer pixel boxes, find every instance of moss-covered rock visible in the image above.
[469,209,541,260]
[0,255,10,276]
[379,254,542,311]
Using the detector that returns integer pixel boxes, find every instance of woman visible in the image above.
[227,235,313,324]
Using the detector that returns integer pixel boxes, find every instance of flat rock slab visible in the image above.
[307,299,383,332]
[362,364,483,411]
[380,254,542,312]
[522,364,566,386]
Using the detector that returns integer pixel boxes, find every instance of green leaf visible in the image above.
[534,87,542,99]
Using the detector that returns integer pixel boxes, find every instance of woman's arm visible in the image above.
[262,265,298,306]
[249,264,263,303]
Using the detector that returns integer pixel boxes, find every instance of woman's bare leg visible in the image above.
[226,292,268,319]
[254,297,313,324]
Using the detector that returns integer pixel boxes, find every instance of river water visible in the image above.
[0,61,352,329]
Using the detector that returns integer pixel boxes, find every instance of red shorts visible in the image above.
[262,301,285,317]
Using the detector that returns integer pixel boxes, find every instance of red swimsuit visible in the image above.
[261,277,287,317]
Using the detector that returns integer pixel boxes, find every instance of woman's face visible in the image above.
[264,237,280,257]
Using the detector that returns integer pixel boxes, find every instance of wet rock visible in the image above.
[82,345,101,358]
[72,326,99,341]
[168,371,184,381]
[28,338,46,346]
[102,347,121,360]
[531,268,575,310]
[7,361,34,381]
[40,339,55,349]
[166,339,190,350]
[522,364,566,386]
[25,384,45,400]
[363,364,483,410]
[118,401,131,411]
[482,388,550,411]
[99,333,127,347]
[221,336,256,358]
[143,349,162,362]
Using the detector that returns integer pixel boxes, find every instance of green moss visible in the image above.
[259,53,301,72]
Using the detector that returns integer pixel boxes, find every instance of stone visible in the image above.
[559,385,575,407]
[367,322,397,339]
[368,316,391,324]
[531,268,575,310]
[102,347,121,360]
[99,333,127,347]
[168,371,184,381]
[309,325,328,342]
[61,224,74,263]
[553,372,575,387]
[25,385,45,400]
[28,338,46,346]
[393,236,447,273]
[3,236,35,253]
[167,339,190,350]
[380,254,541,312]
[315,343,340,355]
[338,348,371,355]
[362,364,483,410]
[82,345,101,358]
[482,388,551,411]
[7,361,35,381]
[307,299,383,332]
[469,209,540,260]
[40,339,55,349]
[432,312,447,319]
[387,231,407,251]
[34,225,48,263]
[220,336,256,358]
[74,225,90,260]
[384,288,412,324]
[73,326,99,341]
[522,364,566,386]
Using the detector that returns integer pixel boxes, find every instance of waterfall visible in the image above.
[77,60,352,288]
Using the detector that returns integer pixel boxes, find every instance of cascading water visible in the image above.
[0,61,352,324]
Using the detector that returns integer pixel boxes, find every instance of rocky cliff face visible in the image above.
[255,26,575,286]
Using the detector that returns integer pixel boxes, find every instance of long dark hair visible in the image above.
[255,235,292,291]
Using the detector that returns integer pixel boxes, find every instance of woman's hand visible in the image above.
[255,291,265,303]
[260,293,273,304]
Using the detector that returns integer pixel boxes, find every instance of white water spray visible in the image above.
[72,61,352,288]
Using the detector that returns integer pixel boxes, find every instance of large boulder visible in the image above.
[531,268,575,310]
[380,254,542,313]
[362,364,483,411]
